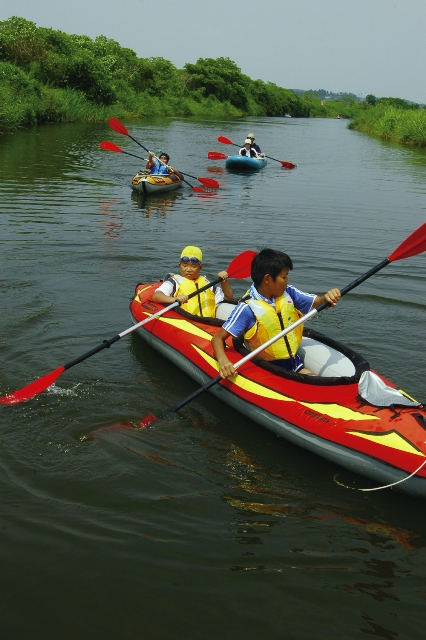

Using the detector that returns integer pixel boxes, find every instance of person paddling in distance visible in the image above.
[239,139,261,158]
[246,133,263,155]
[146,150,176,175]
[152,246,233,318]
[212,248,341,378]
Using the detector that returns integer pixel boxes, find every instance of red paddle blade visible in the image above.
[227,250,257,278]
[218,136,234,145]
[197,177,219,188]
[280,161,296,169]
[0,366,65,405]
[208,152,228,160]
[109,117,129,137]
[139,414,157,428]
[100,141,123,153]
[388,222,426,262]
[192,187,206,193]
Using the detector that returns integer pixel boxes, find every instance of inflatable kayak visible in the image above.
[130,284,426,499]
[131,170,183,194]
[225,156,267,171]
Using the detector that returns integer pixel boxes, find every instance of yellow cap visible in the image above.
[180,245,203,262]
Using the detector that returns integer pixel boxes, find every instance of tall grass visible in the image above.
[0,77,243,134]
[349,105,426,147]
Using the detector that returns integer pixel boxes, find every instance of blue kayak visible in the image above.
[225,155,268,171]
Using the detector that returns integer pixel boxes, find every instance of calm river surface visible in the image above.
[1,117,426,639]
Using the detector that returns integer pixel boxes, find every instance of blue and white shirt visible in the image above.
[222,283,316,337]
[150,158,169,175]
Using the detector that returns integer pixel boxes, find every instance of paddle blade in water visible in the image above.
[100,141,123,153]
[218,136,234,145]
[109,117,129,136]
[197,177,219,188]
[227,250,257,278]
[208,152,228,160]
[0,366,65,405]
[388,222,426,262]
[192,186,206,193]
[280,161,296,169]
[139,414,158,428]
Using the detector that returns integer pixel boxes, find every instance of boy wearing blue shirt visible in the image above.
[146,151,174,175]
[212,248,341,378]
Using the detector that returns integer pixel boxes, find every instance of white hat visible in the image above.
[244,138,252,144]
[247,133,255,138]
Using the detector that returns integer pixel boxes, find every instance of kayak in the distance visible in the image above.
[225,155,268,171]
[131,170,183,194]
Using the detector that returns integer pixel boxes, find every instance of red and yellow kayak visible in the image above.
[130,283,426,498]
[131,171,183,194]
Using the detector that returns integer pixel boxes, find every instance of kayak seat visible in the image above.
[233,327,370,386]
[215,302,238,321]
[298,336,356,377]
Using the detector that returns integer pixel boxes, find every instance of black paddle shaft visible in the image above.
[315,258,390,313]
[63,335,121,371]
[64,276,226,372]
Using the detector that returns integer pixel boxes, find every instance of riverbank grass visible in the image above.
[349,105,426,147]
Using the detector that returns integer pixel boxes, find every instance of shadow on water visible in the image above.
[130,188,184,216]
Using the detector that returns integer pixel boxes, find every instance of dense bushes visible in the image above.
[2,15,424,146]
[0,16,313,132]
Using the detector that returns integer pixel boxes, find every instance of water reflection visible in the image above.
[206,165,226,174]
[130,189,183,217]
[360,613,398,640]
[98,200,123,238]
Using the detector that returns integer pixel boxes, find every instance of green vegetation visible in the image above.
[2,16,425,148]
[0,16,310,133]
[349,97,426,147]
[298,91,358,119]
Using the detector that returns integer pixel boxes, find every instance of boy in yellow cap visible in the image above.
[152,246,233,317]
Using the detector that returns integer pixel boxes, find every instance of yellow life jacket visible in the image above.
[173,274,216,318]
[244,291,304,361]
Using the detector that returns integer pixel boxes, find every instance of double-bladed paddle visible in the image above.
[0,251,256,405]
[216,136,297,169]
[108,117,219,188]
[138,221,426,427]
[100,141,216,193]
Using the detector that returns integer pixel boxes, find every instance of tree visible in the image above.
[365,94,377,106]
[184,57,250,109]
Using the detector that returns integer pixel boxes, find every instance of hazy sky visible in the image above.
[2,0,425,103]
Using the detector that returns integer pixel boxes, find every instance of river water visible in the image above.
[1,117,426,639]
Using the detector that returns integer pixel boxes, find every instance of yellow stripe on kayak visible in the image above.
[192,345,378,422]
[134,285,152,302]
[139,315,213,341]
[347,430,424,455]
[398,388,419,403]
